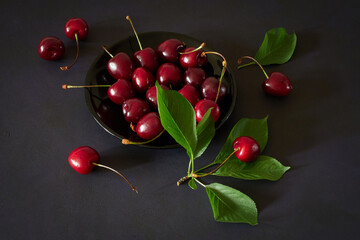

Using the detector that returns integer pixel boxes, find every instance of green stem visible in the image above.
[194,178,206,188]
[237,56,269,79]
[237,61,255,69]
[179,42,205,54]
[194,162,217,174]
[126,16,142,50]
[60,33,79,71]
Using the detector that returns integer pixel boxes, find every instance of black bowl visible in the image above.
[85,31,237,148]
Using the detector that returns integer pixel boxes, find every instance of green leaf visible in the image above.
[188,178,197,190]
[156,82,197,158]
[255,27,297,66]
[214,116,268,164]
[193,108,215,159]
[213,155,290,181]
[205,183,258,225]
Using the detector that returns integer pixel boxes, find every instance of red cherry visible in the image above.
[201,76,228,101]
[38,36,65,61]
[145,85,170,108]
[157,39,185,62]
[133,47,159,72]
[122,98,151,123]
[232,136,260,162]
[107,79,135,105]
[178,85,200,107]
[132,67,155,93]
[180,47,207,68]
[68,146,99,174]
[184,67,206,88]
[107,52,135,80]
[262,72,293,96]
[194,99,220,123]
[157,63,182,88]
[64,18,88,40]
[136,112,163,140]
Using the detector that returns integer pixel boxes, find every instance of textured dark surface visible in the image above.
[0,0,359,239]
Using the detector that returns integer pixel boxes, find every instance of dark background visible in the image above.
[1,0,359,239]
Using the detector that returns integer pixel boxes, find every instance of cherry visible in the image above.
[238,56,293,96]
[126,16,158,72]
[201,76,228,102]
[146,85,170,108]
[38,36,65,61]
[157,39,185,62]
[60,18,88,71]
[132,67,155,93]
[194,99,221,123]
[179,46,207,68]
[262,72,293,96]
[68,146,137,192]
[136,112,163,140]
[232,136,260,162]
[122,98,151,123]
[103,46,135,81]
[178,85,200,107]
[107,79,136,105]
[184,67,206,88]
[157,63,182,88]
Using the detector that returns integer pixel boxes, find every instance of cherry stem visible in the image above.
[92,162,138,193]
[62,84,111,89]
[179,42,205,55]
[126,16,142,50]
[60,33,79,71]
[122,129,165,145]
[130,123,136,132]
[102,45,114,58]
[237,56,269,79]
[202,51,227,103]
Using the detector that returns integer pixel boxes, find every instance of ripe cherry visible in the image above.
[61,18,88,71]
[157,39,185,62]
[136,112,163,140]
[201,76,228,102]
[146,85,170,108]
[38,36,65,61]
[103,46,135,81]
[157,63,182,88]
[132,67,155,93]
[108,79,136,105]
[68,146,137,192]
[122,98,151,123]
[194,99,221,123]
[179,46,207,68]
[184,67,206,88]
[178,85,200,107]
[232,136,260,162]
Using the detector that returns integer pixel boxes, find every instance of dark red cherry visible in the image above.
[38,36,65,61]
[157,39,185,62]
[107,52,135,80]
[107,79,135,105]
[122,98,151,123]
[68,146,99,174]
[194,99,221,123]
[132,67,155,93]
[232,136,260,162]
[201,76,228,101]
[134,47,159,72]
[184,67,206,88]
[136,112,163,140]
[64,18,88,40]
[180,47,207,68]
[178,85,200,107]
[262,72,293,96]
[157,63,182,88]
[146,85,170,108]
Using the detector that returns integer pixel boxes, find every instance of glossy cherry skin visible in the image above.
[232,136,260,162]
[132,67,155,93]
[157,63,182,88]
[136,112,163,140]
[107,79,135,105]
[107,52,135,80]
[68,146,99,174]
[179,47,208,68]
[157,39,185,62]
[146,85,170,108]
[178,85,201,107]
[194,99,221,123]
[38,36,65,61]
[201,77,228,101]
[262,72,293,96]
[134,47,159,72]
[122,98,151,123]
[64,18,88,40]
[184,67,206,88]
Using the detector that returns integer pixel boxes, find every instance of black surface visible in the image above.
[1,0,359,239]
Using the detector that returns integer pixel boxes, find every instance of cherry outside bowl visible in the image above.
[85,31,237,148]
